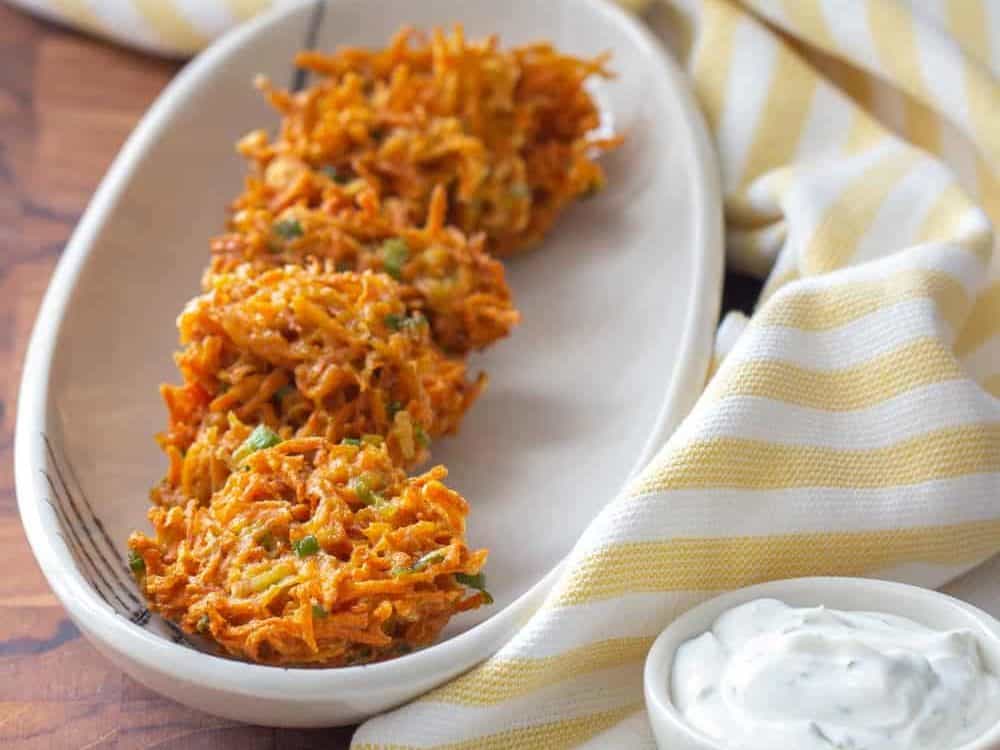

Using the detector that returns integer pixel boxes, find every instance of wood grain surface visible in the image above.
[0,5,764,748]
[0,6,357,748]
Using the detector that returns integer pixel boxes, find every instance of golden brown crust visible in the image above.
[236,26,621,259]
[135,27,619,667]
[153,266,483,506]
[132,439,488,666]
[211,184,520,354]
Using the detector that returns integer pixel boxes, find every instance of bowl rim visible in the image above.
[643,576,1000,750]
[15,0,723,702]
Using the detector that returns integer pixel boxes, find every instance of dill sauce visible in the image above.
[671,599,1000,750]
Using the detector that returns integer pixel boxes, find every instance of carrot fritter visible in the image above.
[211,183,520,353]
[153,266,483,506]
[133,28,621,667]
[236,26,620,258]
[130,438,489,666]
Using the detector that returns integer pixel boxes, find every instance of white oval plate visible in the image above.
[15,0,722,728]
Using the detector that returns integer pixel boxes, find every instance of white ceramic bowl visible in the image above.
[15,0,722,728]
[644,577,1000,750]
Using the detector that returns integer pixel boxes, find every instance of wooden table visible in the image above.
[12,3,998,748]
[0,6,356,747]
[0,6,739,738]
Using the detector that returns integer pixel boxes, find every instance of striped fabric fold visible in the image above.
[350,1,1000,746]
[13,0,1000,746]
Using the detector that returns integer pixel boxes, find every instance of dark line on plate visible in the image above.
[21,198,81,226]
[42,490,115,609]
[43,445,141,608]
[0,618,80,656]
[163,618,194,646]
[43,434,143,604]
[50,520,114,611]
[41,481,123,611]
[41,438,155,629]
[44,480,151,627]
[291,0,326,92]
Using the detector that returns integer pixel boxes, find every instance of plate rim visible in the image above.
[14,0,722,708]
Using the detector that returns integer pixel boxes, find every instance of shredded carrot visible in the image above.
[235,26,621,259]
[131,438,487,666]
[134,26,618,667]
[153,266,483,506]
[212,184,520,353]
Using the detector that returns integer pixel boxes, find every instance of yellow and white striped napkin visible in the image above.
[352,2,1000,747]
[14,0,1000,746]
[3,0,275,56]
[5,0,654,56]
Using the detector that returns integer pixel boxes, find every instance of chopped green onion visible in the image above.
[293,534,320,558]
[257,530,276,553]
[232,424,282,464]
[414,422,430,448]
[426,277,457,307]
[273,218,304,240]
[352,474,384,506]
[412,550,446,572]
[321,165,351,184]
[312,603,328,619]
[341,437,362,447]
[250,562,294,592]
[510,183,532,199]
[381,238,409,280]
[346,646,373,666]
[455,572,485,590]
[387,400,403,419]
[361,434,384,446]
[455,571,493,604]
[386,313,426,332]
[581,177,604,200]
[196,614,211,633]
[393,550,446,577]
[128,550,145,577]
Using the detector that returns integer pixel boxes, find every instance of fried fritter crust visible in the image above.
[211,183,520,354]
[131,438,488,666]
[235,26,621,259]
[154,266,483,506]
